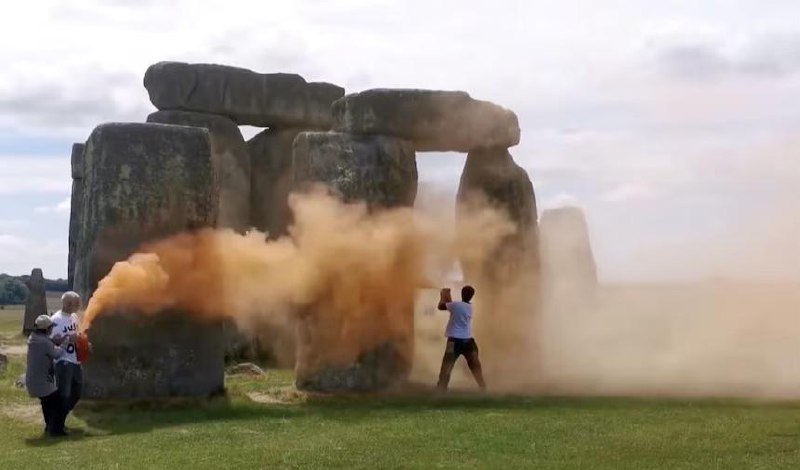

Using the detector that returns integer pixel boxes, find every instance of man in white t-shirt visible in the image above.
[436,285,486,390]
[50,291,83,415]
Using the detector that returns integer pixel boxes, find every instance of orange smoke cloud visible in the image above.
[80,190,516,373]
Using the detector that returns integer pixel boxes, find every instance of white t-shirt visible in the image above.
[49,311,80,364]
[444,301,473,339]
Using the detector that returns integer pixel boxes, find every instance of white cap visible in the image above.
[34,315,53,330]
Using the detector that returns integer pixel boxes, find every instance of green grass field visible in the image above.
[2,305,800,469]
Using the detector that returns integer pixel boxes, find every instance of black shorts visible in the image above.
[445,338,478,358]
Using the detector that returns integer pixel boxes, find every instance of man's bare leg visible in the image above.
[465,351,486,390]
[437,350,457,390]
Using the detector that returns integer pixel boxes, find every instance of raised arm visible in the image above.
[437,288,452,311]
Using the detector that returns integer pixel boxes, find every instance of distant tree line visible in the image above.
[17,275,69,293]
[0,273,68,305]
[0,274,28,305]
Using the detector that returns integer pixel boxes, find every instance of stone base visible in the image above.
[295,342,410,393]
[293,295,414,393]
[83,310,224,399]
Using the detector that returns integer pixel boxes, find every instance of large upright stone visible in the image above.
[456,148,539,381]
[147,110,251,232]
[457,147,538,280]
[332,89,520,152]
[144,61,344,128]
[74,122,217,301]
[75,122,223,399]
[540,207,597,291]
[22,268,47,334]
[67,143,85,290]
[247,128,303,239]
[293,132,418,208]
[291,131,417,392]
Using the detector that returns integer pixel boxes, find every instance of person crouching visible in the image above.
[26,314,68,437]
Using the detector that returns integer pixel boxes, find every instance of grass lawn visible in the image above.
[2,307,800,469]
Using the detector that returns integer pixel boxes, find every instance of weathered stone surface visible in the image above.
[296,342,409,392]
[15,374,25,389]
[227,362,265,376]
[540,207,597,290]
[74,122,217,302]
[247,128,302,239]
[457,147,538,280]
[68,143,85,290]
[22,268,47,334]
[332,89,520,152]
[70,142,85,179]
[74,123,224,399]
[294,297,414,393]
[222,318,255,362]
[292,132,417,392]
[293,132,418,208]
[83,310,224,399]
[147,111,251,232]
[144,61,344,128]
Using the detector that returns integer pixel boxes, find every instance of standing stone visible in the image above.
[75,122,217,300]
[457,147,538,280]
[144,62,344,128]
[84,310,224,399]
[332,89,520,152]
[147,110,251,232]
[22,268,47,334]
[67,143,85,290]
[540,207,597,293]
[247,128,303,239]
[456,148,539,382]
[293,132,418,208]
[76,122,223,399]
[291,131,418,392]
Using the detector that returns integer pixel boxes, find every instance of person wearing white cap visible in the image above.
[25,314,69,437]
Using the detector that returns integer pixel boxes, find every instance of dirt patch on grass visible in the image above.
[1,403,40,424]
[247,388,305,405]
[1,345,27,356]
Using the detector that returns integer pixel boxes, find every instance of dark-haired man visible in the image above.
[436,285,486,390]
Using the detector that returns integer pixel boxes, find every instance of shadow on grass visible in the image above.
[32,381,800,443]
[24,428,89,447]
[58,385,550,439]
[69,394,305,439]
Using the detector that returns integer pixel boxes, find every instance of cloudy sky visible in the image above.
[2,0,799,281]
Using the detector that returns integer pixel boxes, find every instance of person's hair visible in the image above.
[461,285,475,302]
[61,291,80,302]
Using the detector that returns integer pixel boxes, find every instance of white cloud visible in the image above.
[0,156,70,195]
[35,196,71,217]
[541,193,583,211]
[1,0,800,281]
[600,183,656,203]
[0,232,65,276]
[0,219,28,232]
